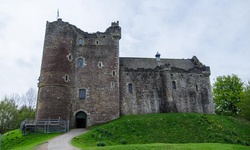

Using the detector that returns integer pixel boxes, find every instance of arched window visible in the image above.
[172,81,176,90]
[79,89,86,99]
[128,83,133,94]
[77,58,84,67]
[78,38,83,46]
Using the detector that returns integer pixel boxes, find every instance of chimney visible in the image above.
[155,51,161,61]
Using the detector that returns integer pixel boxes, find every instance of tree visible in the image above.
[213,74,244,116]
[238,81,250,120]
[22,88,37,109]
[0,97,18,134]
[0,88,37,134]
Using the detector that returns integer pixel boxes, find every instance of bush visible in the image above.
[97,141,105,146]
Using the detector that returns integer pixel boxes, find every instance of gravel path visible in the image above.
[36,129,87,150]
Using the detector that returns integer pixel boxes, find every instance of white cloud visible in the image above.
[0,0,250,98]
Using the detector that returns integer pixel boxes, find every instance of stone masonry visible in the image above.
[36,19,214,128]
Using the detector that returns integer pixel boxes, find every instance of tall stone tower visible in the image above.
[36,18,121,127]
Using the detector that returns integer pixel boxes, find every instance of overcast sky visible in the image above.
[0,0,250,98]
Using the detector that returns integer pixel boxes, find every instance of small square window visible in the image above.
[78,38,83,46]
[79,89,86,99]
[77,58,85,67]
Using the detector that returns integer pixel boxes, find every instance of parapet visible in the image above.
[111,21,119,27]
[106,21,121,39]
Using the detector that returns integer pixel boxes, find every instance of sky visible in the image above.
[0,0,250,98]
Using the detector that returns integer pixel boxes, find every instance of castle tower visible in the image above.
[36,19,121,128]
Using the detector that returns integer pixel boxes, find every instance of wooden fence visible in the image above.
[20,119,69,135]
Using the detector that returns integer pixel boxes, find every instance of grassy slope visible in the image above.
[78,143,250,150]
[1,129,61,150]
[72,113,250,149]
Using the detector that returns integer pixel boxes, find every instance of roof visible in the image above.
[119,57,196,71]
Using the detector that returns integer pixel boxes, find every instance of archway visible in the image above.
[75,111,87,128]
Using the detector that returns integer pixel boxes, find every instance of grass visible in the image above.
[1,129,62,150]
[72,113,250,149]
[76,143,250,150]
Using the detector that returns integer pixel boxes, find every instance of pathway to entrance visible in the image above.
[36,129,87,150]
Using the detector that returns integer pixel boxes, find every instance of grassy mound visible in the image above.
[1,129,61,150]
[74,143,250,150]
[72,113,250,149]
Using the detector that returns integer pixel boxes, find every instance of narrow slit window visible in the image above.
[111,82,115,88]
[79,89,86,99]
[77,58,84,67]
[196,85,199,91]
[98,62,103,68]
[172,81,176,90]
[112,70,116,77]
[65,75,69,81]
[64,74,69,82]
[128,83,133,94]
[67,54,72,61]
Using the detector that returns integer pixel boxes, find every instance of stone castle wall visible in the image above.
[36,19,214,128]
[119,57,214,115]
[36,19,121,127]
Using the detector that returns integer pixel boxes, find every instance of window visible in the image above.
[67,54,72,61]
[98,62,103,68]
[196,85,199,91]
[78,38,83,46]
[112,70,117,77]
[64,74,69,82]
[128,83,133,94]
[79,89,86,99]
[172,81,176,90]
[77,58,84,67]
[111,82,115,88]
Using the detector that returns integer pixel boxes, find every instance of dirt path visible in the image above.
[36,129,87,150]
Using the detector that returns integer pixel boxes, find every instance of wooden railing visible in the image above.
[20,119,69,135]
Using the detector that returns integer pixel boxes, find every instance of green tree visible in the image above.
[17,105,36,126]
[238,81,250,120]
[0,97,18,134]
[213,74,244,116]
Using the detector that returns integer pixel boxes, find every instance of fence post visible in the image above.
[67,120,69,132]
[0,133,2,149]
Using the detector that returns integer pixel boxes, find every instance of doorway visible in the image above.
[75,111,87,128]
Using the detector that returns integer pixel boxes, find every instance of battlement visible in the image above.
[111,21,119,27]
[36,19,214,129]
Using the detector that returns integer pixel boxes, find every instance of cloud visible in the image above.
[0,0,250,98]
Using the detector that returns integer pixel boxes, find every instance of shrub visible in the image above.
[97,141,106,146]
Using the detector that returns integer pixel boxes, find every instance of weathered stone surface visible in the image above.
[36,19,214,128]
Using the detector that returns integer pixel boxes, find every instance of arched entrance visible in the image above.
[75,111,87,128]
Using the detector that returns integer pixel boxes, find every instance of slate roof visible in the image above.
[119,57,196,71]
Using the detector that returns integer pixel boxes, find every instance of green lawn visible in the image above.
[1,129,62,150]
[72,113,250,149]
[78,143,250,150]
[1,113,250,150]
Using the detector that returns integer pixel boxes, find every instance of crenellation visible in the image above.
[36,19,214,128]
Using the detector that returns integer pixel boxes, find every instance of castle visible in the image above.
[36,18,214,128]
